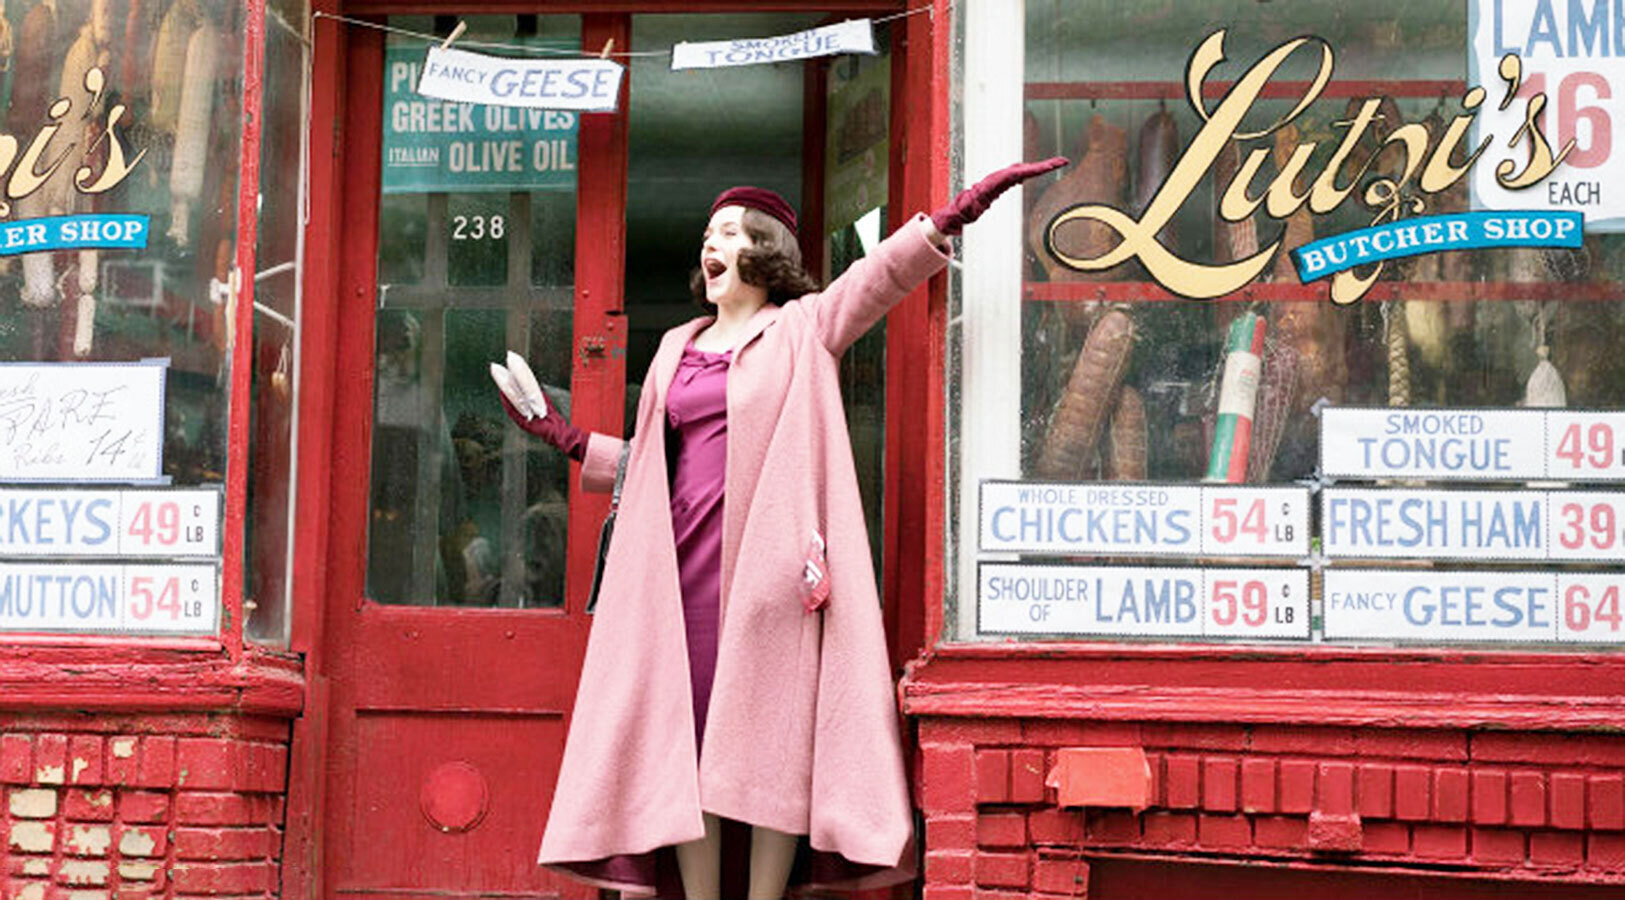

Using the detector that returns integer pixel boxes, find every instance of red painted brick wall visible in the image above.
[1,714,288,899]
[917,718,1625,898]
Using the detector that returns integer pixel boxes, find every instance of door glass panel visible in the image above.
[367,15,579,607]
[624,13,819,405]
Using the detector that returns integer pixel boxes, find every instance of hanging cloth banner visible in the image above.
[671,19,875,71]
[417,46,624,112]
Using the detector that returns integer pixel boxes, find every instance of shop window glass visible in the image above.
[950,0,1625,647]
[366,15,579,607]
[0,0,244,639]
[245,0,308,646]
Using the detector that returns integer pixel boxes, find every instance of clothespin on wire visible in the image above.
[598,37,615,59]
[439,20,467,51]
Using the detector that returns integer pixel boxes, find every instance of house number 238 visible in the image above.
[452,215,505,240]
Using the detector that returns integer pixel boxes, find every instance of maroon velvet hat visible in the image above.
[710,186,798,235]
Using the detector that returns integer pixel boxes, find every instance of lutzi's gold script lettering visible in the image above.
[0,66,146,217]
[1045,30,1572,304]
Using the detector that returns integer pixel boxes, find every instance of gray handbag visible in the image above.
[586,442,630,613]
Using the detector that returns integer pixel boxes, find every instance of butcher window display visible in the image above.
[494,160,1063,899]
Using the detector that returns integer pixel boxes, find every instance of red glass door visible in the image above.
[317,14,626,897]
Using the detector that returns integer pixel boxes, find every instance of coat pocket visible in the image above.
[799,530,831,613]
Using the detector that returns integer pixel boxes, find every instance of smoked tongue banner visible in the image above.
[671,19,874,70]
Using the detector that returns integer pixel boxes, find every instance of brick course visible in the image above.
[917,718,1625,899]
[0,717,286,899]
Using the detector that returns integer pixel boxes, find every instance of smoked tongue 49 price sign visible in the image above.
[1323,408,1625,481]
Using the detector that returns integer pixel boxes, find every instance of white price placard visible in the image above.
[1324,569,1559,642]
[1546,491,1625,561]
[0,562,218,636]
[0,360,168,483]
[978,482,1308,558]
[0,488,221,558]
[1545,412,1625,478]
[979,564,1309,640]
[1322,487,1625,562]
[1555,573,1625,643]
[1321,408,1546,481]
[1469,0,1624,230]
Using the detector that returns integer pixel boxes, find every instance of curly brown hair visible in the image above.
[690,208,821,309]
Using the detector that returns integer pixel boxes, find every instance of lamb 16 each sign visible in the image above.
[1323,408,1625,481]
[0,360,167,484]
[979,563,1309,640]
[0,488,220,559]
[1470,0,1625,230]
[1324,487,1625,562]
[1325,569,1625,644]
[979,481,1308,558]
[0,562,218,636]
[385,45,583,194]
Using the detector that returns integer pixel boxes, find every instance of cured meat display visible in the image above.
[1036,307,1135,480]
[1013,77,1606,485]
[1028,113,1126,295]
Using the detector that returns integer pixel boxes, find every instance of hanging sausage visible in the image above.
[148,0,197,136]
[1036,307,1135,480]
[168,18,218,245]
[1134,104,1179,255]
[1103,385,1148,481]
[1266,122,1345,478]
[1029,112,1126,328]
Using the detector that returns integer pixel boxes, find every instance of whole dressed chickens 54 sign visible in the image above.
[1043,29,1580,303]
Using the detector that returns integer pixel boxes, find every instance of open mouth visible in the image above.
[703,258,727,279]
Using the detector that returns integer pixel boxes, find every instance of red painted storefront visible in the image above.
[3,0,1625,898]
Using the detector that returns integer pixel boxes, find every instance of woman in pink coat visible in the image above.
[500,159,1063,899]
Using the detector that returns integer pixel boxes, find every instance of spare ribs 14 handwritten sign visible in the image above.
[0,360,168,484]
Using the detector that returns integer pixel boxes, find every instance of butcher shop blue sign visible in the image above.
[1290,211,1582,282]
[0,215,149,257]
[383,44,580,194]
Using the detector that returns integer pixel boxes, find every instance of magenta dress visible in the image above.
[664,343,732,750]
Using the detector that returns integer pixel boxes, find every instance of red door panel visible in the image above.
[317,15,624,899]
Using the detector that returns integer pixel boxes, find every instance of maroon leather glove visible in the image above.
[498,393,589,462]
[930,157,1069,236]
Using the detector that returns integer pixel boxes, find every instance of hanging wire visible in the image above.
[309,4,937,60]
[308,12,667,57]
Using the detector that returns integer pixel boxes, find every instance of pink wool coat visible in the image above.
[538,216,949,890]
